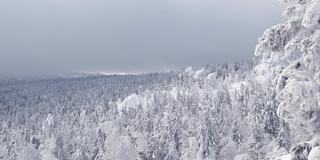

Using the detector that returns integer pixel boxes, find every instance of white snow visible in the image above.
[308,146,320,160]
[1,0,320,159]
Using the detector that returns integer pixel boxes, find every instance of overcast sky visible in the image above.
[0,0,284,77]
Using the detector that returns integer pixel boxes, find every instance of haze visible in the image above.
[0,0,284,77]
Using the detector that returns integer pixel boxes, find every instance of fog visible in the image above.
[0,0,284,77]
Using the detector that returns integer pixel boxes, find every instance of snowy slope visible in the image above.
[0,0,320,160]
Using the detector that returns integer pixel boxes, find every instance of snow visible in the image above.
[1,0,320,159]
[234,154,249,160]
[0,146,6,159]
[185,66,194,76]
[17,144,42,160]
[308,146,320,160]
[39,138,59,160]
[280,154,292,160]
[193,68,206,79]
[302,0,320,29]
[117,93,154,114]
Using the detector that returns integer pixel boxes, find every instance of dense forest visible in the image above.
[1,0,320,159]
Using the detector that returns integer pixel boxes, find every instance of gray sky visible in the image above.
[0,0,284,77]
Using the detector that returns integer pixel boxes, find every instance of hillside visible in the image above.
[1,0,320,160]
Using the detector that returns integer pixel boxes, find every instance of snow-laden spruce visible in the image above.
[255,0,320,159]
[1,0,320,160]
